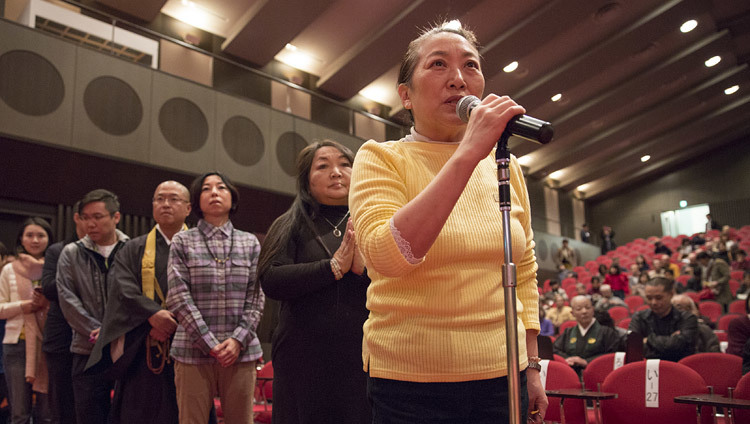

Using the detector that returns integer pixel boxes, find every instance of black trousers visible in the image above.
[71,354,113,424]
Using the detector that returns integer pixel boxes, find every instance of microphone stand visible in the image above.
[496,130,522,424]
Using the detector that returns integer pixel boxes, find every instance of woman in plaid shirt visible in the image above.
[167,171,264,424]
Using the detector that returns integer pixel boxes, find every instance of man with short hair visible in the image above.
[554,296,622,375]
[594,284,626,311]
[41,201,86,424]
[671,294,719,353]
[57,189,129,424]
[629,277,698,361]
[86,181,193,424]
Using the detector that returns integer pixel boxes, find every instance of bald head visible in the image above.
[671,294,697,316]
[570,295,594,327]
[152,180,191,239]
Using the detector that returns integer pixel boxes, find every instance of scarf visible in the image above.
[12,254,49,393]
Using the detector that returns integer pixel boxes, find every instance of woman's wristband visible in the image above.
[330,258,343,280]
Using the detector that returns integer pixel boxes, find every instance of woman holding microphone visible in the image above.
[349,21,547,423]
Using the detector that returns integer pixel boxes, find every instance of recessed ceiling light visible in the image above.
[725,85,739,95]
[641,155,651,162]
[551,93,562,102]
[680,20,697,33]
[445,20,462,30]
[517,155,532,166]
[503,61,519,73]
[705,56,721,67]
[679,200,688,208]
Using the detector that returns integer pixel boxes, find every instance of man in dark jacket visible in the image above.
[87,181,191,424]
[57,189,129,424]
[41,201,86,424]
[629,277,698,362]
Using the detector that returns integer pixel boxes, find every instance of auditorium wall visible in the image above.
[586,136,750,244]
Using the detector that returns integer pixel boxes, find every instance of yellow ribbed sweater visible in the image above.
[349,138,540,383]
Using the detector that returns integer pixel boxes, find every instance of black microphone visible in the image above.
[456,95,554,144]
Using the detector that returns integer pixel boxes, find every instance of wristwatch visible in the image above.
[527,356,542,372]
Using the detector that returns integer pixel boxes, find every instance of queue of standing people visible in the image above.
[0,20,548,424]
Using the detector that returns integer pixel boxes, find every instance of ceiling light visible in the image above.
[680,20,697,33]
[359,84,391,105]
[641,155,650,162]
[704,56,721,67]
[551,93,562,102]
[444,20,462,30]
[679,200,688,208]
[276,43,322,74]
[503,61,519,73]
[724,85,739,95]
[548,170,564,180]
[517,155,532,166]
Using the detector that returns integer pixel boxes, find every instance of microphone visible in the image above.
[456,95,554,144]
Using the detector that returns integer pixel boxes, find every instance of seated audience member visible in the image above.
[604,265,628,299]
[743,338,750,375]
[547,295,574,331]
[678,238,693,259]
[630,273,649,299]
[539,306,554,338]
[574,283,588,298]
[712,241,731,264]
[597,264,608,280]
[732,250,750,272]
[595,284,626,312]
[553,296,623,376]
[629,277,698,362]
[650,259,664,278]
[595,309,626,337]
[556,239,577,270]
[727,296,750,356]
[696,251,731,312]
[588,276,603,303]
[660,254,680,278]
[690,233,706,247]
[556,265,575,283]
[628,264,641,286]
[543,280,567,304]
[738,271,750,297]
[654,240,673,256]
[635,255,649,273]
[671,294,719,353]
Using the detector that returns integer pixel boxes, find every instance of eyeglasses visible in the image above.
[79,213,113,222]
[153,196,188,205]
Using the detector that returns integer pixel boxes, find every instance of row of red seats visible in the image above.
[544,351,748,424]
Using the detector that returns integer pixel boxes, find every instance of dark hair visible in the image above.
[696,251,711,261]
[15,217,54,256]
[397,21,480,122]
[549,279,559,286]
[595,309,615,328]
[646,277,674,293]
[591,276,601,284]
[0,242,9,259]
[80,189,120,214]
[258,140,354,280]
[190,171,239,219]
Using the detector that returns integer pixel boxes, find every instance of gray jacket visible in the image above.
[57,230,129,355]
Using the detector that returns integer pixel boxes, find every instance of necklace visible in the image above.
[200,228,234,264]
[322,210,349,238]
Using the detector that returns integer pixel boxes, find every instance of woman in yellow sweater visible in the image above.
[349,21,547,423]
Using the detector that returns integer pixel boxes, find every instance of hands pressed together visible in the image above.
[332,219,365,277]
